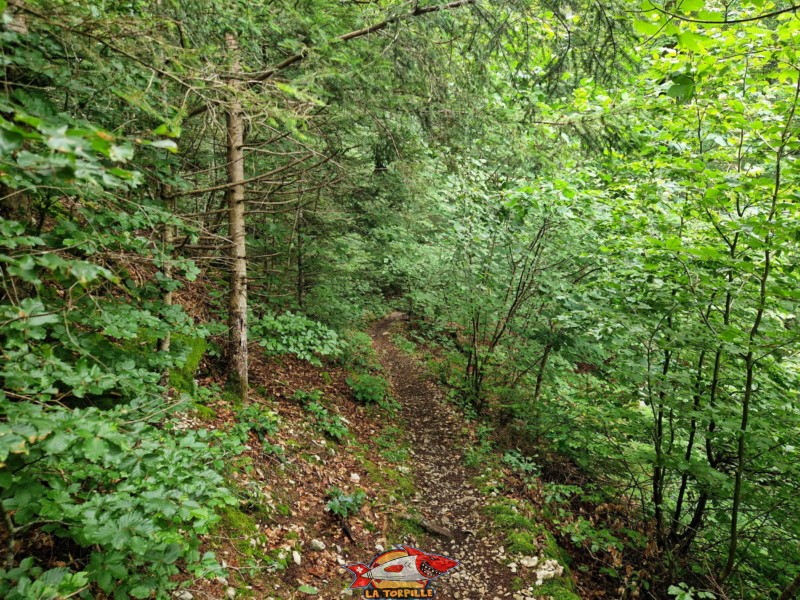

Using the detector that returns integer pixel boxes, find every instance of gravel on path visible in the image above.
[369,313,518,600]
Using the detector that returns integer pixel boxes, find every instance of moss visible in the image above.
[351,450,419,544]
[534,579,582,600]
[219,506,260,557]
[485,499,578,595]
[392,516,427,540]
[361,458,414,499]
[283,439,302,450]
[193,403,216,419]
[169,335,207,394]
[507,531,539,556]
[375,427,410,463]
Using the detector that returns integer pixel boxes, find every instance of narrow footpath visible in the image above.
[369,313,516,599]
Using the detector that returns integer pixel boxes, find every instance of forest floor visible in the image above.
[182,313,581,600]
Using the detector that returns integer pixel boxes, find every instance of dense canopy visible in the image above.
[1,0,800,598]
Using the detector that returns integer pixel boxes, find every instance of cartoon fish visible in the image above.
[343,546,459,588]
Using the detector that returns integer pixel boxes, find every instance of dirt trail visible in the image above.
[370,312,515,599]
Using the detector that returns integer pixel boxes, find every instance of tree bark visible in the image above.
[157,182,174,353]
[669,347,706,546]
[295,206,305,308]
[225,31,248,401]
[777,571,800,600]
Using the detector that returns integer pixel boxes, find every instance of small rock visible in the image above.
[534,558,564,584]
[519,556,539,568]
[350,473,361,483]
[292,550,302,566]
[310,539,326,551]
[225,588,236,599]
[174,592,193,600]
[375,543,385,552]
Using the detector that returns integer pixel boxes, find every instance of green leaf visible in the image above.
[149,139,178,152]
[667,75,695,101]
[0,128,24,152]
[678,0,703,12]
[109,143,134,161]
[677,32,710,52]
[297,585,318,594]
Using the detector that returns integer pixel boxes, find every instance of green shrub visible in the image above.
[291,389,350,442]
[251,311,343,366]
[235,404,280,441]
[305,401,350,442]
[229,404,283,459]
[346,373,390,405]
[291,389,323,404]
[464,424,495,468]
[326,486,366,519]
[0,400,237,599]
[502,450,540,480]
[339,331,379,372]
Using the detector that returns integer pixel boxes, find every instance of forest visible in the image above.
[1,0,799,598]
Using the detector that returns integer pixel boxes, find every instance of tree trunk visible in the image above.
[225,31,248,401]
[296,206,305,308]
[653,343,673,547]
[157,182,174,353]
[777,571,800,600]
[669,348,706,546]
[532,342,551,407]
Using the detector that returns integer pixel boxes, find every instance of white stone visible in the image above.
[292,550,302,566]
[310,539,326,551]
[534,558,564,584]
[519,556,539,568]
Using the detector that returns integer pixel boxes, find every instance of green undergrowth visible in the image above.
[351,436,417,545]
[392,333,418,355]
[292,389,352,442]
[484,498,579,599]
[467,438,580,599]
[217,506,292,576]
